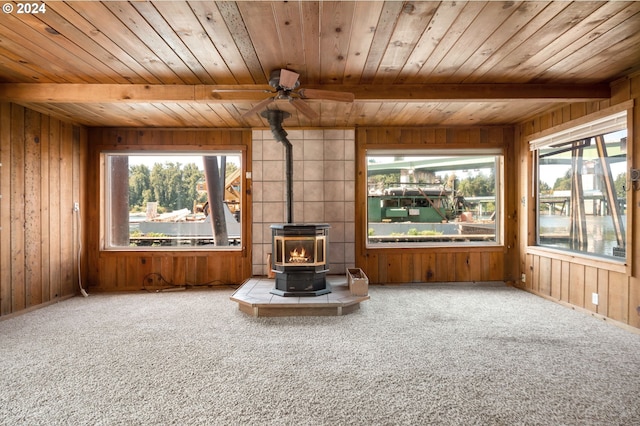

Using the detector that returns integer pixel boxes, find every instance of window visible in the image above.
[103,152,242,250]
[366,150,503,247]
[532,111,628,260]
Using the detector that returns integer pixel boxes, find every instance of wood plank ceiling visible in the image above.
[0,1,639,128]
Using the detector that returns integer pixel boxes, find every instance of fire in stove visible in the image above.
[289,246,311,263]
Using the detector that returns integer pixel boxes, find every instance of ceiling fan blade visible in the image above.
[298,88,355,102]
[290,98,319,120]
[241,97,275,118]
[279,69,300,90]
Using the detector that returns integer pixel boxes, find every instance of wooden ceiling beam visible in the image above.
[0,83,610,103]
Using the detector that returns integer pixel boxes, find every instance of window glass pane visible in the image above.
[366,153,502,247]
[537,130,627,260]
[105,152,242,250]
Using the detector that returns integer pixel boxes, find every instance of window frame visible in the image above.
[528,104,632,266]
[100,149,244,252]
[364,148,505,249]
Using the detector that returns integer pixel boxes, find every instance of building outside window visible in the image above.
[103,152,242,250]
[366,150,503,247]
[531,111,628,261]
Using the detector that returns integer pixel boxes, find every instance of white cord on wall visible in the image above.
[75,203,89,297]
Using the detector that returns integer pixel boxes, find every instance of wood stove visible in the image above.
[270,224,330,297]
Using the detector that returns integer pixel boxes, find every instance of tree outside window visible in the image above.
[104,152,242,250]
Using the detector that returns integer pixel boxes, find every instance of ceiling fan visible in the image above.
[240,69,355,120]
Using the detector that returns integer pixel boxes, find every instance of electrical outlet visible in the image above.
[521,273,526,283]
[73,202,79,212]
[592,292,599,306]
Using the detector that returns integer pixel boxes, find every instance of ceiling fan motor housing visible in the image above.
[269,69,300,90]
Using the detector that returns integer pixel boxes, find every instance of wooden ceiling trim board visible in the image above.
[439,101,496,126]
[373,1,438,85]
[450,1,551,83]
[300,1,321,85]
[67,2,183,85]
[555,32,640,84]
[512,1,634,82]
[0,83,199,103]
[412,1,487,82]
[47,2,162,84]
[342,1,384,86]
[0,19,91,83]
[147,103,194,128]
[102,1,200,85]
[73,103,136,127]
[319,1,355,84]
[538,10,640,83]
[378,101,422,127]
[495,1,605,83]
[382,102,427,127]
[0,83,611,103]
[358,1,405,85]
[189,1,254,85]
[462,1,572,83]
[221,104,248,128]
[128,102,190,128]
[237,1,284,81]
[131,2,215,84]
[193,103,236,128]
[216,1,268,84]
[272,1,306,72]
[19,102,88,126]
[5,9,124,84]
[206,104,243,128]
[410,102,462,127]
[0,52,52,84]
[32,5,140,85]
[401,1,467,84]
[317,97,338,128]
[149,1,235,84]
[115,103,185,128]
[425,102,460,126]
[331,99,355,128]
[173,102,220,127]
[354,102,385,126]
[428,1,525,84]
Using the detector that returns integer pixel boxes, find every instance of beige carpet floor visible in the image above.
[1,282,639,425]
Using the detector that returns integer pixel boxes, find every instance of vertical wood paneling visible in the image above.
[0,104,83,318]
[39,116,50,303]
[0,103,12,315]
[538,256,551,296]
[550,258,562,300]
[584,266,598,312]
[59,122,74,296]
[10,105,26,311]
[24,108,42,306]
[48,118,61,299]
[560,260,571,303]
[608,272,628,324]
[597,269,610,317]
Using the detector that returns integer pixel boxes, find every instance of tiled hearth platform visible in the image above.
[231,276,369,317]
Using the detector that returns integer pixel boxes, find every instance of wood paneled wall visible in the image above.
[86,128,252,292]
[516,73,640,330]
[355,126,518,284]
[0,103,86,318]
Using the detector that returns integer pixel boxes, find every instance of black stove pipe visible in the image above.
[261,109,293,224]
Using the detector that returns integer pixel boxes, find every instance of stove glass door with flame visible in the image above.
[274,236,326,267]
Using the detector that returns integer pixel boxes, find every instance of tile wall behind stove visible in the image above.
[251,129,355,276]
